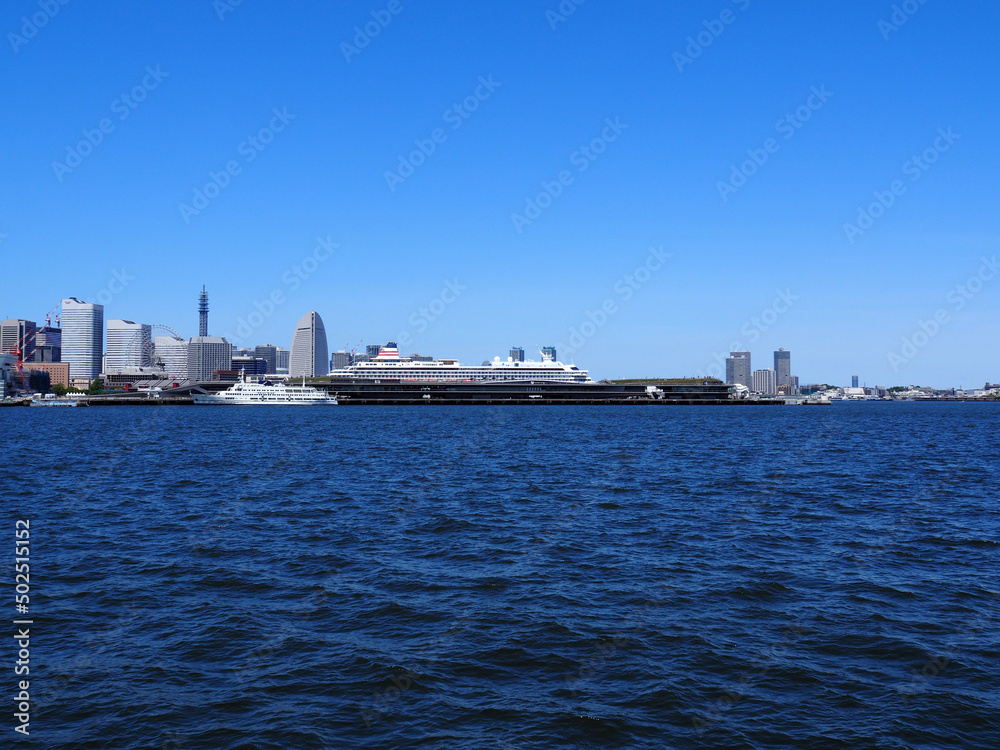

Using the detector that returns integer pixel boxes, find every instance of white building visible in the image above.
[752,368,777,395]
[61,298,104,380]
[187,336,232,381]
[153,336,188,378]
[289,312,329,377]
[105,320,151,372]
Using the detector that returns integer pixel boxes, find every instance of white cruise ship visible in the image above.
[327,343,592,383]
[192,379,337,405]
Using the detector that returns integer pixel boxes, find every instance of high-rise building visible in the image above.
[275,347,290,374]
[752,368,777,395]
[852,375,859,388]
[1,319,37,361]
[510,347,525,362]
[774,348,791,388]
[255,344,277,374]
[289,312,329,377]
[32,326,61,362]
[105,320,152,372]
[187,336,232,381]
[541,346,556,361]
[153,336,188,378]
[366,344,383,359]
[232,355,268,375]
[790,375,800,395]
[726,351,751,388]
[330,350,350,370]
[198,286,209,337]
[61,298,104,380]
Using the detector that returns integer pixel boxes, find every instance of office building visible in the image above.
[33,326,61,362]
[106,320,152,372]
[254,345,277,374]
[726,351,751,388]
[23,362,70,388]
[187,336,232,381]
[232,355,268,375]
[289,312,329,377]
[852,375,859,388]
[366,344,383,359]
[153,336,188,378]
[753,368,777,395]
[275,347,290,374]
[1,319,37,361]
[330,350,350,370]
[61,298,104,380]
[774,348,791,388]
[541,346,556,362]
[510,347,525,362]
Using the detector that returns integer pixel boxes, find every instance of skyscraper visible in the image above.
[33,326,61,362]
[752,368,777,395]
[0,319,36,361]
[774,348,791,388]
[289,312,329,377]
[541,346,556,361]
[726,351,751,388]
[187,337,232,381]
[510,347,525,362]
[153,336,188,378]
[254,344,277,374]
[275,347,290,374]
[105,320,152,372]
[61,298,104,380]
[330,350,350,370]
[366,344,383,359]
[852,375,859,388]
[198,286,209,337]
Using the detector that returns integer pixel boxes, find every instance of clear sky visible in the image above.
[2,0,998,386]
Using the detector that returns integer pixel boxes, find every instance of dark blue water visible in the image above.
[4,403,999,749]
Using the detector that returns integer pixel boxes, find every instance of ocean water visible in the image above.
[4,402,999,749]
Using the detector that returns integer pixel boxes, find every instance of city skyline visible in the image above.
[4,3,998,385]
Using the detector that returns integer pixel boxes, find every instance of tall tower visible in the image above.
[774,348,791,388]
[198,286,209,337]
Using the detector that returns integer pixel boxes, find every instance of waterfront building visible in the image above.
[275,347,290,374]
[541,346,556,362]
[774,348,791,388]
[255,345,277,374]
[153,336,188,378]
[33,326,61,362]
[61,298,104,380]
[106,320,152,372]
[0,319,37,361]
[510,347,525,362]
[330,350,350,370]
[289,312,329,377]
[726,351,752,388]
[23,362,70,388]
[852,375,860,388]
[232,355,268,375]
[187,336,232,381]
[366,344,383,359]
[752,368,777,395]
[790,375,800,394]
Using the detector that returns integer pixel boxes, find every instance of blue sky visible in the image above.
[2,0,998,386]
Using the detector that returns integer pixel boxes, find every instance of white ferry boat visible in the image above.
[327,343,591,383]
[192,379,337,405]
